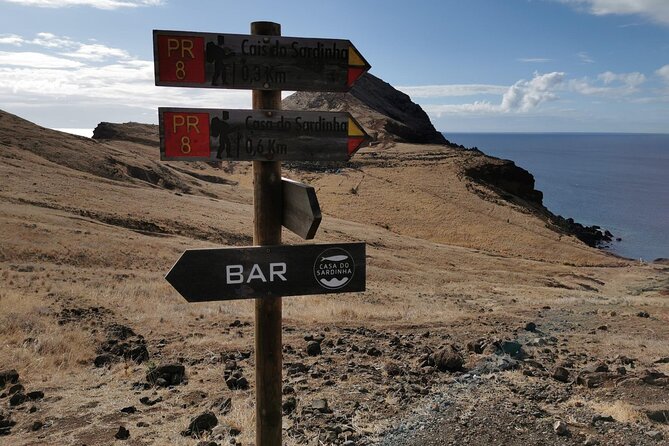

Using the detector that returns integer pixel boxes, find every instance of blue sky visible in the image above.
[0,0,668,133]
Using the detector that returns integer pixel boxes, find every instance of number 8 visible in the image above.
[176,61,186,80]
[180,136,191,154]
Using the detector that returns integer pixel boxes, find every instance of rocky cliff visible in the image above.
[92,121,158,146]
[283,73,446,145]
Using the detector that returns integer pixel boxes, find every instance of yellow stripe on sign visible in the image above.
[348,117,365,136]
[348,45,366,67]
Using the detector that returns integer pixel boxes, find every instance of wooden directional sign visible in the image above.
[282,178,321,240]
[153,30,370,92]
[158,108,369,162]
[166,242,365,302]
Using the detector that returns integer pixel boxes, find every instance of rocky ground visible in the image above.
[1,265,667,445]
[1,74,668,445]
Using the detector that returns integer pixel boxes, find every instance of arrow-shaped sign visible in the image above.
[153,30,371,92]
[165,243,366,302]
[282,178,321,240]
[158,108,370,162]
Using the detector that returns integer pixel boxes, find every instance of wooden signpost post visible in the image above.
[155,21,370,446]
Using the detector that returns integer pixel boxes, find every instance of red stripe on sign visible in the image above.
[347,67,366,87]
[164,112,211,158]
[347,137,365,156]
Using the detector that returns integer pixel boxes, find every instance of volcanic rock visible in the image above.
[146,363,185,387]
[0,370,19,388]
[553,420,569,436]
[139,396,162,406]
[115,426,130,440]
[433,345,464,372]
[225,375,248,391]
[182,411,218,438]
[551,366,570,383]
[94,353,118,368]
[120,406,136,414]
[311,398,332,414]
[26,390,44,401]
[9,392,26,406]
[646,409,669,424]
[306,341,322,356]
[283,396,297,415]
[576,372,608,388]
[524,322,537,332]
[640,369,669,386]
[498,340,523,357]
[8,384,23,395]
[367,346,382,357]
[0,416,16,436]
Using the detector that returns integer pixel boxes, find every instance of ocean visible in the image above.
[444,133,669,261]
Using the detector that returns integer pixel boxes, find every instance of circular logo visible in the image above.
[313,247,355,290]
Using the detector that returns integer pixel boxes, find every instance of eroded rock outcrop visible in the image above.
[92,121,158,146]
[283,73,446,145]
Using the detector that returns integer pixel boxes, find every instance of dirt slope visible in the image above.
[0,105,667,446]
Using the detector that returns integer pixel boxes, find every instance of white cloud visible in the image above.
[500,72,566,112]
[30,32,76,49]
[423,102,500,115]
[396,84,508,98]
[0,34,25,46]
[418,72,566,116]
[2,0,163,9]
[0,32,132,63]
[656,64,669,83]
[570,70,646,95]
[60,43,130,61]
[599,71,645,86]
[0,51,84,68]
[0,32,252,125]
[557,0,669,26]
[0,35,251,117]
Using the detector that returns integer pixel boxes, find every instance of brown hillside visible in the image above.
[0,101,667,446]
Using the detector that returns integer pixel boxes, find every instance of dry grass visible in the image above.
[0,288,95,381]
[586,400,644,424]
